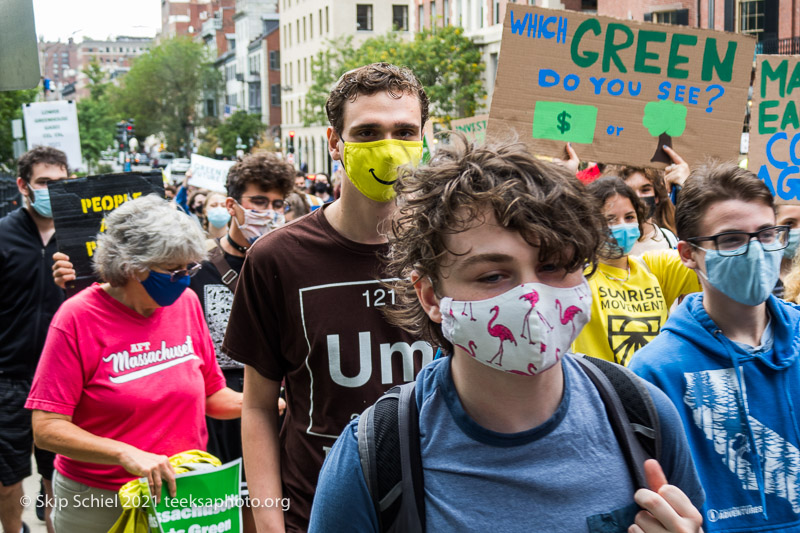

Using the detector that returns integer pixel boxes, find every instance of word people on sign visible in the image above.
[487,5,755,168]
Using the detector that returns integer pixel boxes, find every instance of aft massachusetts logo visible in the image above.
[102,336,198,383]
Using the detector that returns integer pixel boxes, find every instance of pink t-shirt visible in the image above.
[25,283,226,491]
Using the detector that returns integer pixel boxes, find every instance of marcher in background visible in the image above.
[188,189,208,227]
[202,191,229,242]
[772,204,800,298]
[309,137,705,533]
[312,173,333,204]
[573,177,700,365]
[223,62,433,532]
[29,195,241,533]
[189,152,294,532]
[0,146,71,533]
[284,192,310,222]
[630,162,800,532]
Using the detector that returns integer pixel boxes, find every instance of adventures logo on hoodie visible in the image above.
[684,367,800,522]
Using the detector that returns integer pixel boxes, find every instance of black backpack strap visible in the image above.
[357,382,424,533]
[574,355,660,490]
[208,238,239,292]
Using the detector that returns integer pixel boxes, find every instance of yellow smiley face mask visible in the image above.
[341,139,423,202]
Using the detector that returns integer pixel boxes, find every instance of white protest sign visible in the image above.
[22,100,83,169]
[189,154,235,193]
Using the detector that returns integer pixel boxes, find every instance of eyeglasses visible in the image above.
[686,225,790,256]
[167,263,202,282]
[241,196,284,210]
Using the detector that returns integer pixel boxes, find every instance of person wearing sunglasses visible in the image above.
[26,196,242,533]
[630,163,800,532]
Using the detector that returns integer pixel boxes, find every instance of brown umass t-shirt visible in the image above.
[222,206,433,532]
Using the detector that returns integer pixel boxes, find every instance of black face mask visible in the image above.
[641,195,656,219]
[315,183,329,194]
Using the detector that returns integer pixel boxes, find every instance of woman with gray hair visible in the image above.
[26,195,242,533]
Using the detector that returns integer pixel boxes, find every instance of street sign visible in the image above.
[22,101,83,170]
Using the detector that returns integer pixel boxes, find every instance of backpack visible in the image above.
[356,354,662,533]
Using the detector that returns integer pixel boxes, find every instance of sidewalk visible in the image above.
[21,459,48,533]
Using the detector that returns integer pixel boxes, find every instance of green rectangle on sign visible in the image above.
[532,101,598,144]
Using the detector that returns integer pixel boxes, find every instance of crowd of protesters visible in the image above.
[1,60,800,533]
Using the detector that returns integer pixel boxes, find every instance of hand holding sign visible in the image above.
[52,252,75,290]
[629,459,703,533]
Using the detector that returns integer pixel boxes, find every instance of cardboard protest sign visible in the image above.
[145,460,243,533]
[189,154,235,193]
[750,55,800,204]
[22,101,83,170]
[451,114,489,144]
[487,6,755,168]
[49,172,165,295]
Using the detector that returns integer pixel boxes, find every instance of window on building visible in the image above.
[271,83,281,106]
[326,6,330,33]
[228,37,236,50]
[357,4,373,31]
[646,9,689,25]
[296,20,300,42]
[444,0,449,25]
[738,0,765,38]
[493,0,500,24]
[393,5,409,30]
[480,2,484,27]
[310,14,313,38]
[303,16,307,41]
[304,57,308,83]
[249,82,261,112]
[418,4,424,30]
[269,50,280,70]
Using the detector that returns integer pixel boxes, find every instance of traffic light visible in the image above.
[115,121,126,150]
[288,131,295,154]
[127,118,135,139]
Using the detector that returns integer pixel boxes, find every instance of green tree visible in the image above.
[0,88,38,167]
[112,37,221,154]
[301,26,485,128]
[78,62,117,172]
[216,111,266,155]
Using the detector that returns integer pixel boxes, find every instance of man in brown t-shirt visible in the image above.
[222,63,434,532]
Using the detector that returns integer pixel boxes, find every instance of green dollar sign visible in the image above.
[557,111,571,134]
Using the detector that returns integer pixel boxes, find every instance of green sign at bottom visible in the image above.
[145,460,242,533]
[532,101,598,144]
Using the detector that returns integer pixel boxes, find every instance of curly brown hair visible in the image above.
[384,136,607,352]
[226,152,295,200]
[585,176,648,258]
[325,62,429,135]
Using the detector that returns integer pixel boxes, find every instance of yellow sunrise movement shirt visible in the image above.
[573,250,701,366]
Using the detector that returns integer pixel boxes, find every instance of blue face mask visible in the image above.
[784,229,800,260]
[206,207,231,229]
[140,270,191,307]
[28,186,53,218]
[696,241,782,306]
[609,223,640,255]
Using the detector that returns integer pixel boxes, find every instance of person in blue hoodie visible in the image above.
[630,162,800,532]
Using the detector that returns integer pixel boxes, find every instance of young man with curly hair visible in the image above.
[310,138,705,533]
[223,63,434,531]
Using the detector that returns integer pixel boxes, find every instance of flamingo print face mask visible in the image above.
[439,280,591,376]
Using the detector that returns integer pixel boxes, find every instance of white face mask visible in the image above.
[440,280,591,376]
[235,206,285,244]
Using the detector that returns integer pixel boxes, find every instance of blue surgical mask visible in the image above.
[609,223,640,255]
[696,241,782,306]
[28,186,53,218]
[783,229,800,260]
[140,270,191,307]
[206,207,231,229]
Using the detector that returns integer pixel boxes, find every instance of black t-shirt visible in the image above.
[223,207,433,531]
[189,250,245,370]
